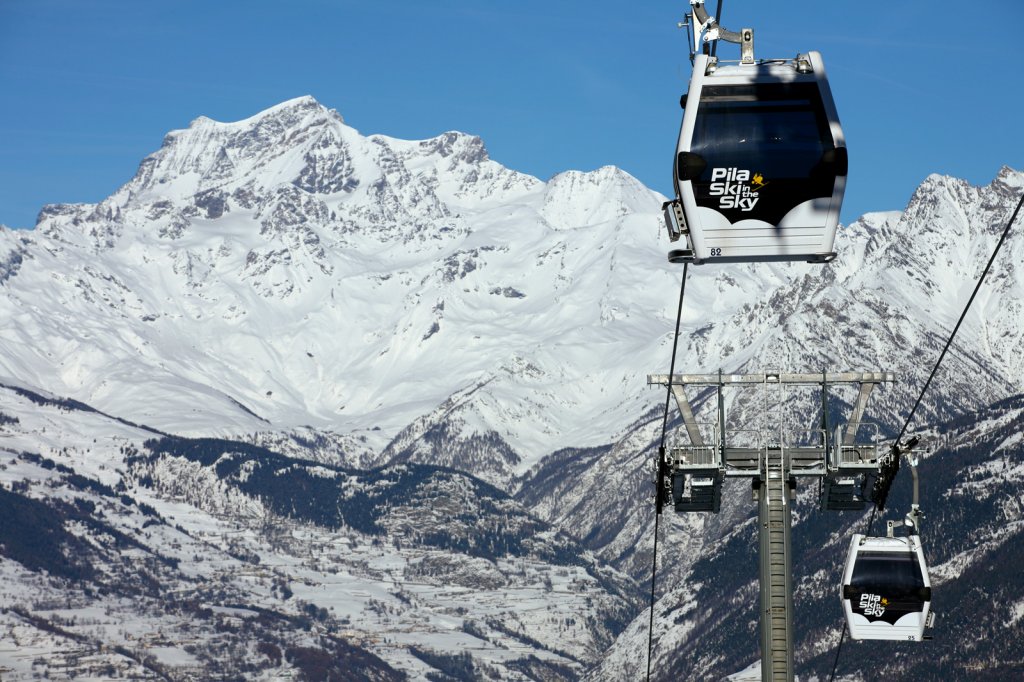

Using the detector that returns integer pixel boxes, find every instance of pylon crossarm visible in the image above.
[648,371,895,386]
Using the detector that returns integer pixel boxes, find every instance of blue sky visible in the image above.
[1,0,1021,229]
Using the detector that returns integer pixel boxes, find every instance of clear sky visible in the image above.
[1,0,1021,229]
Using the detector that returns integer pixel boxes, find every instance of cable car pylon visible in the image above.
[647,4,868,680]
[648,371,896,680]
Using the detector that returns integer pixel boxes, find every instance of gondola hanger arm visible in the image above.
[904,447,924,535]
[689,0,755,63]
[892,435,924,535]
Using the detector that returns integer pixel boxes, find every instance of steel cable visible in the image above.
[646,262,690,681]
[710,0,724,59]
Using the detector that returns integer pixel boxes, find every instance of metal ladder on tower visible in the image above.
[758,373,794,681]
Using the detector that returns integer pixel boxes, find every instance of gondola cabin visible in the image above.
[664,51,847,264]
[841,533,932,641]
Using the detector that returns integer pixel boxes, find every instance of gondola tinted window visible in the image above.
[688,82,837,225]
[850,551,927,602]
[692,83,831,175]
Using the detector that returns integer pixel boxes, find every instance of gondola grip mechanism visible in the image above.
[689,0,751,57]
[905,452,923,535]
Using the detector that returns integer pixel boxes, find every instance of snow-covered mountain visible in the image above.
[0,95,1021,679]
[0,95,684,486]
[517,164,1024,574]
[1,97,1021,484]
[2,97,1021,489]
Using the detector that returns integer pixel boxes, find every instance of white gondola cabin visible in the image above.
[841,533,932,641]
[664,51,847,264]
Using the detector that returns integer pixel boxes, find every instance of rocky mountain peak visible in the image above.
[31,97,542,251]
[418,131,489,164]
[991,164,1024,201]
[172,95,340,143]
[133,96,343,200]
[996,164,1024,184]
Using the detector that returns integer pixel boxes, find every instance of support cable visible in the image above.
[646,263,690,681]
[652,4,715,675]
[659,270,690,447]
[709,0,724,58]
[871,188,1024,509]
[645,480,664,682]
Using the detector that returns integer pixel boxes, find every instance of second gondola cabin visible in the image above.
[841,533,932,641]
[664,51,847,264]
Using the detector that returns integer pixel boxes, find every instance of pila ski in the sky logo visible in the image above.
[858,593,888,619]
[708,168,767,211]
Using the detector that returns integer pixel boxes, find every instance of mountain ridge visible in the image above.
[1,96,1021,484]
